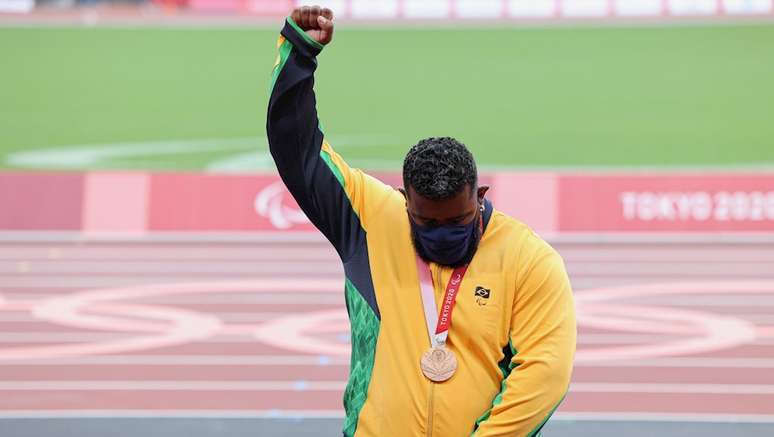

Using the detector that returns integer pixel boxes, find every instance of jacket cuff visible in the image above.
[281,17,324,58]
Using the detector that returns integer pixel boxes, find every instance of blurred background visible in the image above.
[1,1,774,436]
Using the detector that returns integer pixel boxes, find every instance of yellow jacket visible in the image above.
[266,17,576,437]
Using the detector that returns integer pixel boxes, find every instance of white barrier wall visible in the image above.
[287,0,773,19]
[0,0,34,13]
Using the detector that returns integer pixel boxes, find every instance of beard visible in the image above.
[409,211,483,268]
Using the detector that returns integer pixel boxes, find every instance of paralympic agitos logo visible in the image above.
[254,181,311,229]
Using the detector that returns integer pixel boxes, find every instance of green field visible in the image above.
[1,23,773,171]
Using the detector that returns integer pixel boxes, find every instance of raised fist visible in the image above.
[290,5,335,46]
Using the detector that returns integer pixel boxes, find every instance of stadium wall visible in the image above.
[3,0,773,20]
[3,171,774,234]
[188,0,774,19]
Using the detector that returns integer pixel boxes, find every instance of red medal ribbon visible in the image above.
[435,265,468,335]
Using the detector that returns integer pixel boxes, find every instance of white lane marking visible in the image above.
[586,296,774,307]
[0,247,337,261]
[145,295,344,305]
[206,134,398,172]
[7,274,771,289]
[3,134,399,172]
[577,334,673,344]
[4,137,261,170]
[568,262,774,276]
[205,151,273,173]
[0,231,328,243]
[0,294,344,305]
[324,159,774,173]
[216,312,294,322]
[0,277,344,288]
[1,355,773,367]
[0,292,341,299]
[1,410,774,422]
[0,333,659,345]
[0,292,344,304]
[0,332,316,344]
[570,382,774,395]
[6,261,774,279]
[0,410,346,419]
[0,336,305,344]
[0,331,769,346]
[3,230,774,244]
[559,252,774,263]
[576,357,774,368]
[0,330,770,346]
[0,332,659,344]
[0,312,291,323]
[0,380,347,391]
[1,381,774,395]
[0,260,342,274]
[4,250,774,263]
[0,332,134,342]
[552,412,774,423]
[3,247,772,267]
[0,355,349,366]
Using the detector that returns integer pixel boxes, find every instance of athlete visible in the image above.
[266,6,576,437]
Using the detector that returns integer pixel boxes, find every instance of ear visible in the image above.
[398,187,407,198]
[477,185,489,203]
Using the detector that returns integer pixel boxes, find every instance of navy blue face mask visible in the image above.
[409,207,483,267]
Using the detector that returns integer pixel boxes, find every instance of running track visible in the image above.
[1,234,774,434]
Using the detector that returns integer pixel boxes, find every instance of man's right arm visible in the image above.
[266,8,389,261]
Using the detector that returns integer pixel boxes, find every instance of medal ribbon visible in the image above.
[415,255,469,348]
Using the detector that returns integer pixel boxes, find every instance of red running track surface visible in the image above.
[1,235,774,422]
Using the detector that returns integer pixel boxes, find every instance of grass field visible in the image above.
[1,23,773,171]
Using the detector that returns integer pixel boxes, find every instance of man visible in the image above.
[266,6,576,437]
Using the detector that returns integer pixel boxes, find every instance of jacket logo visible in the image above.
[474,286,490,306]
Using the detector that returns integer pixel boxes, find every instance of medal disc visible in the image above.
[420,346,457,382]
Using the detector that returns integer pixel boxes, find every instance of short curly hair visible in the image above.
[402,137,478,200]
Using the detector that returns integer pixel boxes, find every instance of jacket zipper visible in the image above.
[426,265,441,437]
[426,381,435,437]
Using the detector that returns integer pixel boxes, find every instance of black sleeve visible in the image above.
[266,18,366,262]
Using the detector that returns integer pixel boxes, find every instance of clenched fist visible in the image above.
[290,5,335,46]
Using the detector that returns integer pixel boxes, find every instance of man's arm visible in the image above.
[471,241,577,437]
[267,7,388,261]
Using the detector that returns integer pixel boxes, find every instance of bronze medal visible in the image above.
[415,255,473,383]
[420,345,457,382]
